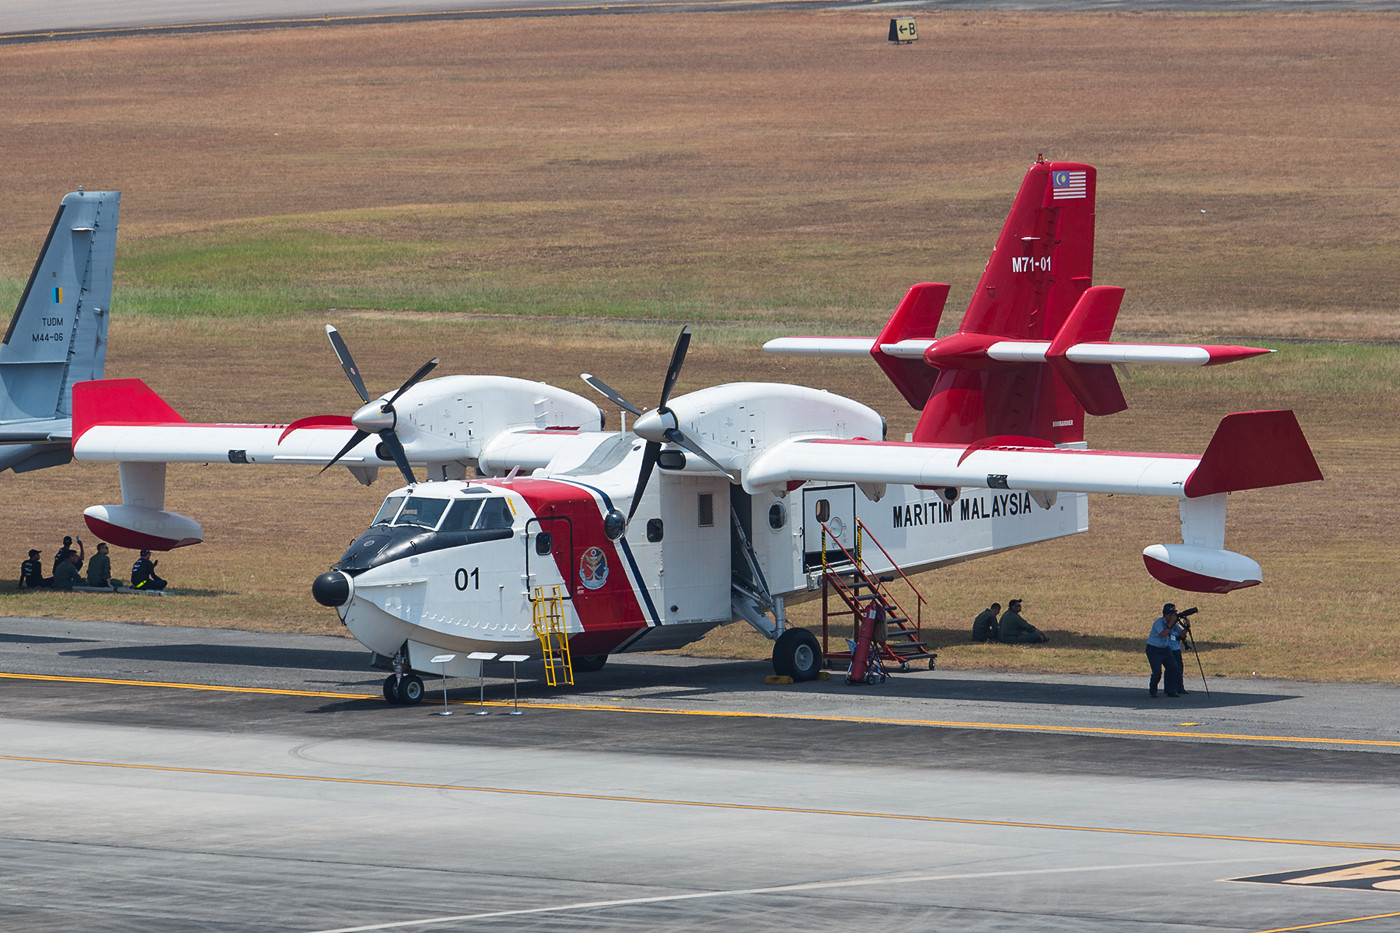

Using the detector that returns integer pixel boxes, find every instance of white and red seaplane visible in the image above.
[70,160,1322,702]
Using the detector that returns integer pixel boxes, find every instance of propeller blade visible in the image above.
[325,325,371,404]
[318,428,370,476]
[386,357,439,407]
[581,373,644,416]
[627,441,661,523]
[658,326,692,408]
[665,428,738,482]
[378,429,417,485]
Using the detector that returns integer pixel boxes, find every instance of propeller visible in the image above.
[581,326,736,524]
[319,325,439,485]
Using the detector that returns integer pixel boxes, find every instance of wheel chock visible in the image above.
[764,675,794,685]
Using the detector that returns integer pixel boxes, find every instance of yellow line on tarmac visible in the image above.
[5,670,1400,750]
[0,0,830,43]
[0,671,367,700]
[2,751,1398,854]
[1251,913,1400,932]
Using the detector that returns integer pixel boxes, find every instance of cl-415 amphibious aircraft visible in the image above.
[68,160,1321,702]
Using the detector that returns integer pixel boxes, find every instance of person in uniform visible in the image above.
[971,603,1001,642]
[131,550,168,591]
[86,542,118,588]
[52,551,85,590]
[52,535,84,575]
[997,598,1047,644]
[19,549,50,588]
[1146,603,1187,697]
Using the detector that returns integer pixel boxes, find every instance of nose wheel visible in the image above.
[383,673,425,705]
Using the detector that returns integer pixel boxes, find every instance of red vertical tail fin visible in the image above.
[915,161,1096,445]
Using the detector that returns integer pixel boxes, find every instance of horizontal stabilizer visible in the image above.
[1184,410,1323,498]
[763,337,875,357]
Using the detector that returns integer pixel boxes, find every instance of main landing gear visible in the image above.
[771,628,823,682]
[383,673,424,705]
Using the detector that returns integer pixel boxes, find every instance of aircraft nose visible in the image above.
[312,570,351,608]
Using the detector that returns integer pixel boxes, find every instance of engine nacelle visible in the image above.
[1142,543,1260,594]
[83,505,204,551]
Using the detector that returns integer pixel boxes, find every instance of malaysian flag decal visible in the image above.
[1052,170,1087,200]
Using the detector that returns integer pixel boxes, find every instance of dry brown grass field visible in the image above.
[1,12,1397,682]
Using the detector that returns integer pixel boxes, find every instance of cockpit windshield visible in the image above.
[371,492,511,532]
[372,495,406,525]
[395,496,450,530]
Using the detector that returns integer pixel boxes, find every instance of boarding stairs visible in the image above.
[818,519,934,673]
[531,584,574,686]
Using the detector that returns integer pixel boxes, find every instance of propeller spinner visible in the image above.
[320,325,438,485]
[582,325,736,524]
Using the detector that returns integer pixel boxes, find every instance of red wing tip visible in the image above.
[1203,346,1274,366]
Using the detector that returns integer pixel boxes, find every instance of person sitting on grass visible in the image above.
[52,551,85,590]
[19,549,51,588]
[86,542,121,589]
[971,602,1001,643]
[131,550,168,591]
[997,598,1048,644]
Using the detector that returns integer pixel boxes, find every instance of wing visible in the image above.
[744,410,1322,594]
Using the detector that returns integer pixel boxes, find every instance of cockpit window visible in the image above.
[372,496,405,525]
[477,497,514,530]
[441,499,484,532]
[395,496,450,529]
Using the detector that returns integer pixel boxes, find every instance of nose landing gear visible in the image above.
[383,672,425,705]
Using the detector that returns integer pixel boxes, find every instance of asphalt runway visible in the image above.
[3,616,1400,932]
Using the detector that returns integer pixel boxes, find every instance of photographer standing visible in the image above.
[1146,603,1189,698]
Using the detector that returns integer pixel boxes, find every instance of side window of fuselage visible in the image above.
[477,497,514,530]
[441,499,484,532]
[698,492,714,527]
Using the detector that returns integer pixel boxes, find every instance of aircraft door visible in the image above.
[802,484,858,571]
[526,515,574,598]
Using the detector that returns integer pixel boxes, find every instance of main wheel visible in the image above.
[772,628,822,682]
[573,654,608,673]
[399,674,425,705]
[383,674,402,704]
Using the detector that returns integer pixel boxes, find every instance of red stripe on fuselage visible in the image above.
[508,478,649,646]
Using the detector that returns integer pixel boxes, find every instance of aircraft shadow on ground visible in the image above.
[0,632,98,645]
[930,628,1241,654]
[414,658,1295,712]
[61,642,368,672]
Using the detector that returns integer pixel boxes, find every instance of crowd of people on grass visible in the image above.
[18,534,168,592]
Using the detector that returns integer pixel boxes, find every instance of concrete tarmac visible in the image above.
[3,616,1400,932]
